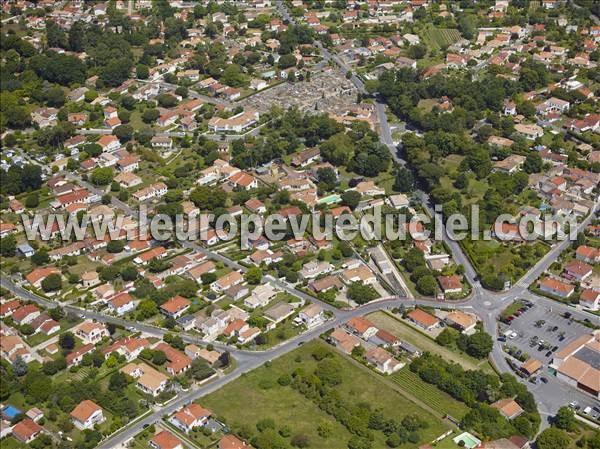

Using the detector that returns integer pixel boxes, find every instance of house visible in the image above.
[108,292,138,315]
[366,347,403,374]
[169,404,211,433]
[116,154,140,172]
[493,155,526,174]
[563,260,593,282]
[437,275,463,295]
[75,321,109,344]
[102,337,149,362]
[150,430,184,449]
[114,172,142,188]
[245,198,266,214]
[98,135,120,152]
[228,171,257,190]
[329,328,361,354]
[212,271,243,293]
[341,265,377,285]
[185,345,220,365]
[132,182,168,201]
[514,123,544,140]
[296,303,324,328]
[292,148,320,167]
[0,300,21,318]
[0,223,17,237]
[81,271,100,288]
[580,289,599,311]
[504,99,517,115]
[70,400,105,430]
[134,246,167,265]
[371,329,401,348]
[539,277,574,298]
[445,310,477,334]
[407,309,440,331]
[387,193,410,209]
[17,243,35,258]
[12,304,40,325]
[309,275,344,293]
[160,295,191,318]
[491,398,524,420]
[219,435,252,449]
[345,317,378,340]
[208,110,259,133]
[299,260,333,280]
[264,302,295,324]
[355,181,385,196]
[576,246,600,264]
[11,419,42,444]
[151,136,173,149]
[25,266,60,288]
[66,343,95,367]
[245,284,278,309]
[121,362,169,396]
[155,342,192,375]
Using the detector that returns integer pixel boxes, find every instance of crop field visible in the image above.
[391,367,470,420]
[423,27,462,50]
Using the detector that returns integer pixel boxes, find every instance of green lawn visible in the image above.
[391,367,470,420]
[200,341,449,449]
[366,311,493,373]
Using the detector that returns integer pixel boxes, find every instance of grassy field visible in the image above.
[366,311,493,373]
[422,26,462,51]
[201,340,449,449]
[391,367,470,420]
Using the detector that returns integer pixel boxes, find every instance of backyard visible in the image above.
[200,340,450,449]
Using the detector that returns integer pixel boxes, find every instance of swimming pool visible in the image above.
[2,405,22,419]
[453,432,481,449]
[317,194,342,205]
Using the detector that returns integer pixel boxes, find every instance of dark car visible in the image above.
[545,351,552,357]
[540,377,548,384]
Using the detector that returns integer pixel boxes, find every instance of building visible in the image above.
[563,260,593,282]
[150,430,184,449]
[70,400,105,430]
[491,398,524,420]
[219,435,252,449]
[296,304,324,328]
[121,362,169,397]
[75,321,109,344]
[169,403,212,433]
[445,310,477,334]
[345,317,378,340]
[160,295,191,318]
[407,309,440,331]
[365,347,403,374]
[11,419,42,444]
[208,110,259,133]
[108,292,138,315]
[552,334,599,399]
[437,275,463,295]
[329,328,360,354]
[132,182,168,202]
[580,289,599,311]
[244,284,278,309]
[539,277,574,298]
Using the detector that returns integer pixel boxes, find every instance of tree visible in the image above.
[152,350,167,365]
[32,250,50,266]
[554,407,576,432]
[120,265,139,282]
[536,428,570,449]
[59,331,75,350]
[394,167,414,192]
[347,282,379,304]
[0,235,17,257]
[464,331,493,359]
[25,193,39,208]
[136,64,149,79]
[13,355,28,377]
[291,433,310,448]
[137,299,158,320]
[109,371,129,393]
[91,167,113,186]
[220,64,245,87]
[114,124,134,143]
[416,275,437,296]
[245,267,263,285]
[278,53,297,69]
[41,273,62,292]
[106,240,125,253]
[142,108,160,123]
[523,152,542,174]
[341,190,361,209]
[407,43,427,59]
[189,358,215,380]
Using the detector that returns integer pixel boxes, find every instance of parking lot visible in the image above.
[499,299,592,366]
